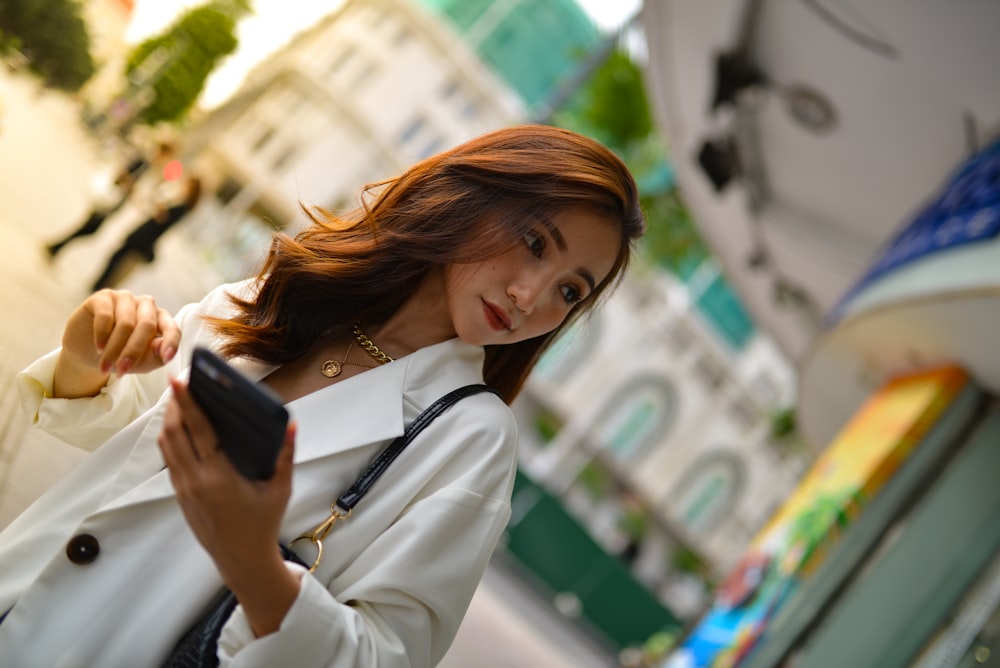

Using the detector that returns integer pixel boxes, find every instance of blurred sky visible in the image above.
[126,0,642,109]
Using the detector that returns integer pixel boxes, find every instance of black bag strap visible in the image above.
[287,383,500,572]
[337,383,500,511]
[161,384,502,666]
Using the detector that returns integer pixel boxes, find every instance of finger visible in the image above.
[155,307,181,364]
[99,291,139,372]
[267,423,297,499]
[183,425,208,460]
[158,382,200,479]
[87,291,117,370]
[170,376,215,442]
[116,295,160,374]
[170,376,231,470]
[273,423,297,481]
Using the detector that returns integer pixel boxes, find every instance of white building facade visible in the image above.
[515,266,802,618]
[186,0,523,280]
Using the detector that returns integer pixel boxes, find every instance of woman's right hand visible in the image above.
[54,289,181,398]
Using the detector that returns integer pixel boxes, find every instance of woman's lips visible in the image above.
[483,300,512,331]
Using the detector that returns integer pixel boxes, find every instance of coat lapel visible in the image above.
[94,352,410,515]
[285,357,407,463]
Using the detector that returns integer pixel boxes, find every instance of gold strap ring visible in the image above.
[290,505,351,573]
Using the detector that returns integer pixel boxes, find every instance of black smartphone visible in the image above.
[188,347,289,480]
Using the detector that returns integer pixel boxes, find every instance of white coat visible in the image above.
[0,281,518,668]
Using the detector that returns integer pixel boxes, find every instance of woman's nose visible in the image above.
[507,281,541,315]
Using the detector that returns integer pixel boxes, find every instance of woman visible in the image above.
[90,174,204,291]
[45,156,147,258]
[0,125,644,666]
[46,142,176,259]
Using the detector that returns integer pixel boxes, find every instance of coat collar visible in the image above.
[230,336,486,463]
[95,337,486,514]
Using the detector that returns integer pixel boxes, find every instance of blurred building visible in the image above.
[185,0,523,278]
[642,0,1000,442]
[643,1,1000,665]
[515,265,802,620]
[416,0,602,113]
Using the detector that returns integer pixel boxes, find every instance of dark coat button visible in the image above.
[66,534,100,565]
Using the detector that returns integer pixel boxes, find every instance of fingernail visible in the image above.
[162,346,176,362]
[117,358,134,375]
[96,341,106,353]
[100,360,112,375]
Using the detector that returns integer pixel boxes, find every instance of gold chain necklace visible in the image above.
[352,323,395,364]
[320,340,379,378]
[319,324,394,378]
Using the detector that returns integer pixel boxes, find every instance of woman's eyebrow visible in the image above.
[532,213,595,291]
[534,214,567,251]
[577,267,597,293]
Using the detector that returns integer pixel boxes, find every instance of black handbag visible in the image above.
[163,384,498,668]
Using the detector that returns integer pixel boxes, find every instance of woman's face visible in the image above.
[443,207,621,346]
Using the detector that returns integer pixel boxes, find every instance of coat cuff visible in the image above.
[217,561,322,665]
[16,348,149,451]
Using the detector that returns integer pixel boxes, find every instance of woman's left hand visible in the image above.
[159,376,302,636]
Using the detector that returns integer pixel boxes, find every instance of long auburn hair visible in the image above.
[208,125,645,403]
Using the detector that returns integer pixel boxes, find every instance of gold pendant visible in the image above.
[321,360,342,378]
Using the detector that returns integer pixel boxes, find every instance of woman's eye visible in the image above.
[560,284,583,304]
[523,230,545,257]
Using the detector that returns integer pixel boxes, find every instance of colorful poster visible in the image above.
[663,366,969,668]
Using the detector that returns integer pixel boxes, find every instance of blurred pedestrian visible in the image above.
[45,142,175,258]
[90,174,202,291]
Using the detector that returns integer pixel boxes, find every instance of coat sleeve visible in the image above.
[14,283,243,451]
[216,395,519,668]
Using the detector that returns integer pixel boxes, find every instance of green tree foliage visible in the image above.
[574,50,652,149]
[0,0,95,91]
[640,184,710,278]
[553,50,650,152]
[553,49,709,276]
[0,28,20,59]
[125,0,251,126]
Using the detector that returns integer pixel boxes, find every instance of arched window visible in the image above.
[594,375,679,460]
[671,450,745,533]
